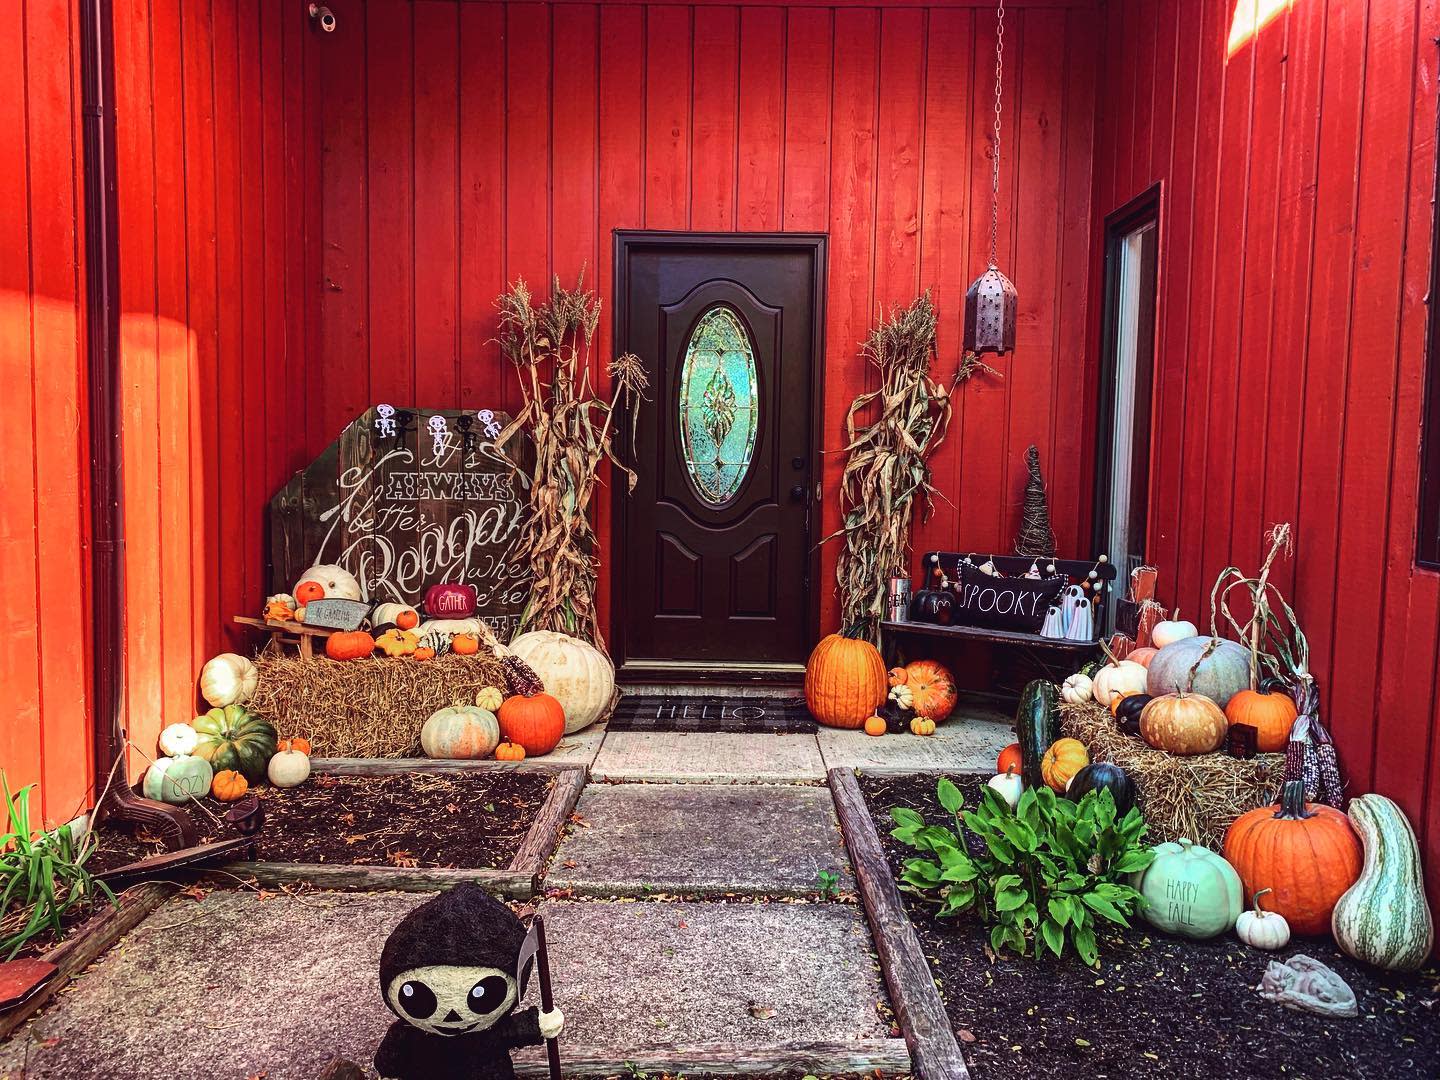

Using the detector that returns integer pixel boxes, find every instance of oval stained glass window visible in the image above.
[678,306,759,506]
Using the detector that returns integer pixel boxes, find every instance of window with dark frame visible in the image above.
[1093,186,1161,630]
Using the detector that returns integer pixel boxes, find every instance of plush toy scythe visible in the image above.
[375,884,563,1080]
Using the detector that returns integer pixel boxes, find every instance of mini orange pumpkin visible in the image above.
[295,580,326,605]
[263,599,296,622]
[494,741,526,762]
[326,630,376,661]
[278,737,312,756]
[211,769,249,802]
[451,633,481,656]
[395,608,419,630]
[413,646,436,661]
[996,742,1023,775]
[1040,738,1090,792]
[376,628,419,657]
[887,667,909,687]
[864,715,887,737]
[910,716,937,736]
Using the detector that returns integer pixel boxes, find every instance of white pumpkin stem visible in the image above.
[1251,887,1274,915]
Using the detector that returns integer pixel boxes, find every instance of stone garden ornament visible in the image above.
[1256,954,1358,1018]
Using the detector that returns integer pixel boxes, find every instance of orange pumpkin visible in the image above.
[902,660,958,721]
[295,580,326,605]
[1224,681,1298,753]
[1040,738,1090,792]
[413,646,436,661]
[887,667,909,687]
[1127,646,1158,668]
[497,692,566,756]
[996,742,1023,775]
[211,769,249,802]
[864,715,887,737]
[395,608,419,630]
[494,741,527,762]
[804,627,887,730]
[278,737,312,756]
[1139,690,1228,755]
[451,633,481,656]
[326,630,375,661]
[1223,780,1363,936]
[263,599,296,622]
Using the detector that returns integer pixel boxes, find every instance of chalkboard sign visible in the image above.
[269,407,531,639]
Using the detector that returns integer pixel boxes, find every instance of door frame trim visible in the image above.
[611,230,828,682]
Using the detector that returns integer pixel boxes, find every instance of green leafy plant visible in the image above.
[890,777,1153,965]
[0,774,116,960]
[815,869,840,899]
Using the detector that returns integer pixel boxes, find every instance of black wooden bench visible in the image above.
[881,551,1119,681]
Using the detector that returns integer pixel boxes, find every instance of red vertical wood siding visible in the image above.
[306,0,1098,637]
[1094,0,1440,907]
[0,0,92,825]
[111,0,306,776]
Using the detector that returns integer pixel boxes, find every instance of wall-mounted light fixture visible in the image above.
[308,3,336,33]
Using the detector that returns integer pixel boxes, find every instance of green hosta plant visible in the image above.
[0,774,116,960]
[891,777,1153,965]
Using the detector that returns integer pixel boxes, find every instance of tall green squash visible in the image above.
[1016,680,1059,790]
[1331,794,1433,972]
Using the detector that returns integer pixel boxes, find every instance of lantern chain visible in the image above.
[990,0,1005,269]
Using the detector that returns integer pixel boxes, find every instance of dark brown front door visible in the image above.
[614,233,825,680]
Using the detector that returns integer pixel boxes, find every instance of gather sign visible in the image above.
[270,407,531,638]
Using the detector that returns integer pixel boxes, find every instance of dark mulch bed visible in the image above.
[88,770,552,875]
[860,772,1440,1080]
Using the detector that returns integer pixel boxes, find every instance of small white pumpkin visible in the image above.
[267,749,312,789]
[1060,672,1094,704]
[987,766,1024,809]
[1150,609,1199,649]
[294,563,363,602]
[1235,888,1291,951]
[1092,660,1148,709]
[267,592,297,610]
[199,653,259,707]
[158,722,199,758]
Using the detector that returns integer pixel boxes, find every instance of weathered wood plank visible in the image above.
[309,757,582,777]
[213,862,532,897]
[0,882,178,1042]
[829,768,968,1080]
[511,768,588,884]
[513,1038,912,1077]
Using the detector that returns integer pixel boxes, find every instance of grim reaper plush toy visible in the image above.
[375,884,564,1080]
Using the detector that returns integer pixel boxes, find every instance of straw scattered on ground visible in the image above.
[1061,700,1284,850]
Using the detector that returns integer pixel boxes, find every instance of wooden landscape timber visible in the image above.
[830,768,969,1080]
[510,1038,912,1078]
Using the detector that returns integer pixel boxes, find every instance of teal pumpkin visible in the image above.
[141,754,214,804]
[192,704,278,783]
[1331,794,1434,971]
[1145,636,1250,708]
[1132,838,1244,939]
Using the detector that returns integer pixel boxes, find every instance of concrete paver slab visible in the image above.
[817,713,1014,773]
[547,784,848,895]
[591,731,826,783]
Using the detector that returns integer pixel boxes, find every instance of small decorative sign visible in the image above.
[270,407,531,639]
[301,598,371,631]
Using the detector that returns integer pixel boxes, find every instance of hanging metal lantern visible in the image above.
[964,0,1017,355]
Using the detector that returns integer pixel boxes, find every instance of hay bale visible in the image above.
[248,651,509,757]
[1060,700,1285,851]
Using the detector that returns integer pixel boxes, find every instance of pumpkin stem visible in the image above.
[1274,779,1315,821]
[1097,636,1122,666]
[1251,887,1274,915]
[1182,638,1220,695]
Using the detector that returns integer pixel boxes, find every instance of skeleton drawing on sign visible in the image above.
[477,409,502,440]
[428,415,450,459]
[375,404,398,438]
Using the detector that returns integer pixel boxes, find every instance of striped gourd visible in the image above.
[1331,794,1433,972]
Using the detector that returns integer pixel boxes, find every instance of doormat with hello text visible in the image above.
[606,695,818,734]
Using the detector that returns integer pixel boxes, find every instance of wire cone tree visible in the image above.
[495,273,647,652]
[1014,444,1057,557]
[828,293,996,643]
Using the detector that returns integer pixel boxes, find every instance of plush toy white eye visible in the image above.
[399,981,437,1019]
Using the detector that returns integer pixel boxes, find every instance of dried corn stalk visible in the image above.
[494,273,647,651]
[826,293,997,642]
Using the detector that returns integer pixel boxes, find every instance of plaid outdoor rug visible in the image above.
[607,695,818,734]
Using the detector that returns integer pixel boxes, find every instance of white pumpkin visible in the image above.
[1151,610,1199,649]
[141,754,213,805]
[1091,660,1148,709]
[1060,672,1094,704]
[158,722,199,758]
[508,630,615,734]
[372,602,420,629]
[1234,888,1291,951]
[267,592,297,610]
[199,653,259,707]
[267,749,311,788]
[987,767,1024,809]
[416,618,486,642]
[294,563,363,602]
[421,705,502,759]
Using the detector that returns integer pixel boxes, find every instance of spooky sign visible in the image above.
[269,407,531,638]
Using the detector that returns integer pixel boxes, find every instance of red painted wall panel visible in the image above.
[1095,0,1440,912]
[301,0,1098,641]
